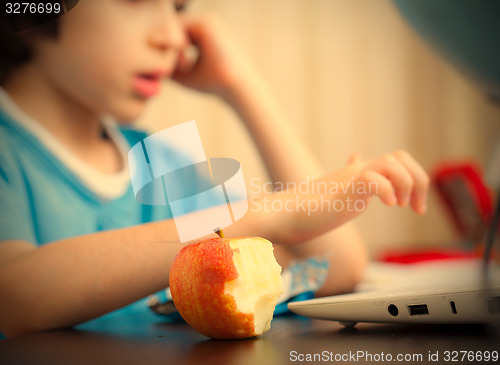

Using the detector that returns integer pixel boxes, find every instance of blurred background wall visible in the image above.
[136,0,500,257]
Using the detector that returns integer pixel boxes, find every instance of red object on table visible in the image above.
[379,249,476,264]
[432,162,493,241]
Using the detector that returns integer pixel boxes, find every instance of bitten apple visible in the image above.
[169,236,283,339]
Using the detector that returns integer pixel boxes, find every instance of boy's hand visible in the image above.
[263,150,430,245]
[343,150,429,214]
[172,13,257,98]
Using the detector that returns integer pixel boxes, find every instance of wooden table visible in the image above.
[1,312,499,365]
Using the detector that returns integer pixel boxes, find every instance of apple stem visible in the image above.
[214,228,225,238]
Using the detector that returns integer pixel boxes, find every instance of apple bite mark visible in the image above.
[224,238,283,337]
[169,237,283,340]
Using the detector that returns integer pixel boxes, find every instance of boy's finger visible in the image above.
[371,155,414,207]
[175,50,193,74]
[176,14,207,48]
[393,150,430,214]
[359,171,397,207]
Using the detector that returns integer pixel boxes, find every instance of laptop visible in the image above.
[287,259,500,326]
[289,153,500,327]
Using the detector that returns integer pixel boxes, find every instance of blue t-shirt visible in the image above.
[0,107,175,334]
[0,111,172,244]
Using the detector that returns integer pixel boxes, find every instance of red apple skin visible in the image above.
[169,237,257,339]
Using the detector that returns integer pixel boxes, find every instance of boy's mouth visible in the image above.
[133,72,165,98]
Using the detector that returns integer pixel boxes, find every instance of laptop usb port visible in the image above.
[408,304,429,316]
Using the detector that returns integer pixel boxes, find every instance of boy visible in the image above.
[0,0,429,337]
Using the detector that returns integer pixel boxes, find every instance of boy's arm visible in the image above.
[0,195,324,337]
[0,210,260,338]
[0,149,427,337]
[173,14,369,295]
[0,220,180,337]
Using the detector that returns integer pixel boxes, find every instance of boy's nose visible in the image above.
[148,4,187,53]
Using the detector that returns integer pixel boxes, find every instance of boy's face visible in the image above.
[30,0,188,122]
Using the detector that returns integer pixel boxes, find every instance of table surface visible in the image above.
[1,312,499,365]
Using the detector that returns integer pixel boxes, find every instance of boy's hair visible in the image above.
[0,13,59,84]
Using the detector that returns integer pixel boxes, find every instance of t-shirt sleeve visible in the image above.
[0,154,36,244]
